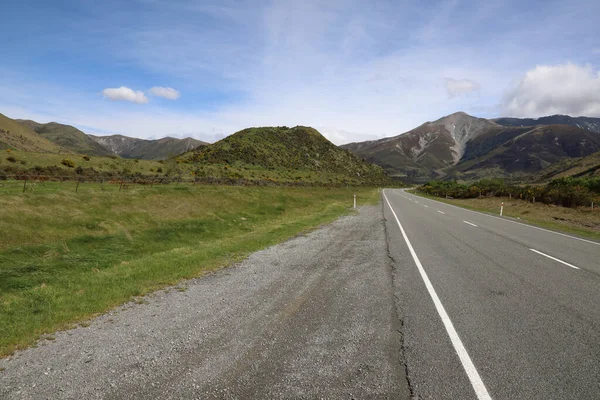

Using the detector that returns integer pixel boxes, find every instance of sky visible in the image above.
[1,0,600,144]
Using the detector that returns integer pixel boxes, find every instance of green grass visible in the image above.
[411,191,600,241]
[0,184,380,357]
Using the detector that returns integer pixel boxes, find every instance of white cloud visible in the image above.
[102,87,148,104]
[503,63,600,117]
[445,78,481,98]
[148,86,181,100]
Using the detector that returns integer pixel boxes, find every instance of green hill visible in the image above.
[17,120,114,156]
[184,126,393,186]
[534,151,600,182]
[0,113,65,153]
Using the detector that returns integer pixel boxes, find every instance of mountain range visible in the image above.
[89,135,206,160]
[2,109,600,184]
[0,113,206,160]
[341,112,600,183]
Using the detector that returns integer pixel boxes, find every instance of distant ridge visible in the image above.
[90,134,207,160]
[0,113,65,153]
[16,120,114,156]
[494,115,600,133]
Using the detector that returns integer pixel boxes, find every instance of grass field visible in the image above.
[0,184,380,357]
[412,191,600,240]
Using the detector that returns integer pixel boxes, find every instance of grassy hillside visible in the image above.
[0,114,65,153]
[0,185,380,356]
[184,126,393,186]
[534,151,600,181]
[452,125,600,181]
[17,120,114,156]
[0,150,173,179]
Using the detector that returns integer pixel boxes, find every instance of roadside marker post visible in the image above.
[500,201,504,216]
[353,194,357,209]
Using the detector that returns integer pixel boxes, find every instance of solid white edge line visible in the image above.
[463,221,478,227]
[530,249,580,270]
[401,189,600,246]
[383,190,492,400]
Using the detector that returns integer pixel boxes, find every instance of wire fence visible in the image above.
[0,174,353,194]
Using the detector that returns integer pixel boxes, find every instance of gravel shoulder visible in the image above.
[0,203,410,399]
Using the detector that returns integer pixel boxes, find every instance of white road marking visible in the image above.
[424,205,429,208]
[463,221,478,227]
[398,190,599,247]
[530,249,580,270]
[437,210,445,214]
[383,191,492,400]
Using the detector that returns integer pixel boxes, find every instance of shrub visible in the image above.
[6,156,16,163]
[156,167,163,173]
[61,159,75,168]
[75,166,84,174]
[82,155,91,161]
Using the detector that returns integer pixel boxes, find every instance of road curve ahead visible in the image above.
[384,189,600,400]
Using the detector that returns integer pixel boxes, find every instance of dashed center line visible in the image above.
[437,210,445,214]
[463,221,478,227]
[424,205,428,208]
[530,249,580,270]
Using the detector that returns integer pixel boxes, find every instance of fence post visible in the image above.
[75,179,80,192]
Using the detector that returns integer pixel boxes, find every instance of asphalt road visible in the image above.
[384,189,600,399]
[2,190,599,399]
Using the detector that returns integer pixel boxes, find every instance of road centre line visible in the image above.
[399,190,600,247]
[530,249,580,270]
[437,210,445,214]
[424,205,428,208]
[463,221,478,227]
[383,190,492,400]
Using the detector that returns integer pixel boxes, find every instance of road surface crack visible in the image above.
[382,200,417,399]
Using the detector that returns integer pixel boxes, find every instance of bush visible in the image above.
[6,156,16,163]
[61,159,75,168]
[82,155,91,161]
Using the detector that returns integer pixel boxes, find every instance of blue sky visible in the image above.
[1,0,600,144]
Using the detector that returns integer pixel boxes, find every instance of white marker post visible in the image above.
[353,194,357,209]
[500,201,504,216]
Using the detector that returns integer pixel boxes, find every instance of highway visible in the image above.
[2,189,599,399]
[383,189,600,399]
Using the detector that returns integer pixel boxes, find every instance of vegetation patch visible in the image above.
[0,185,379,357]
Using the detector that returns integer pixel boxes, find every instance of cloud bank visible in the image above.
[149,87,181,100]
[503,63,600,117]
[102,87,148,104]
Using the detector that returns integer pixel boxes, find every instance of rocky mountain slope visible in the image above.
[342,112,600,182]
[341,112,503,181]
[91,135,206,160]
[16,120,114,156]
